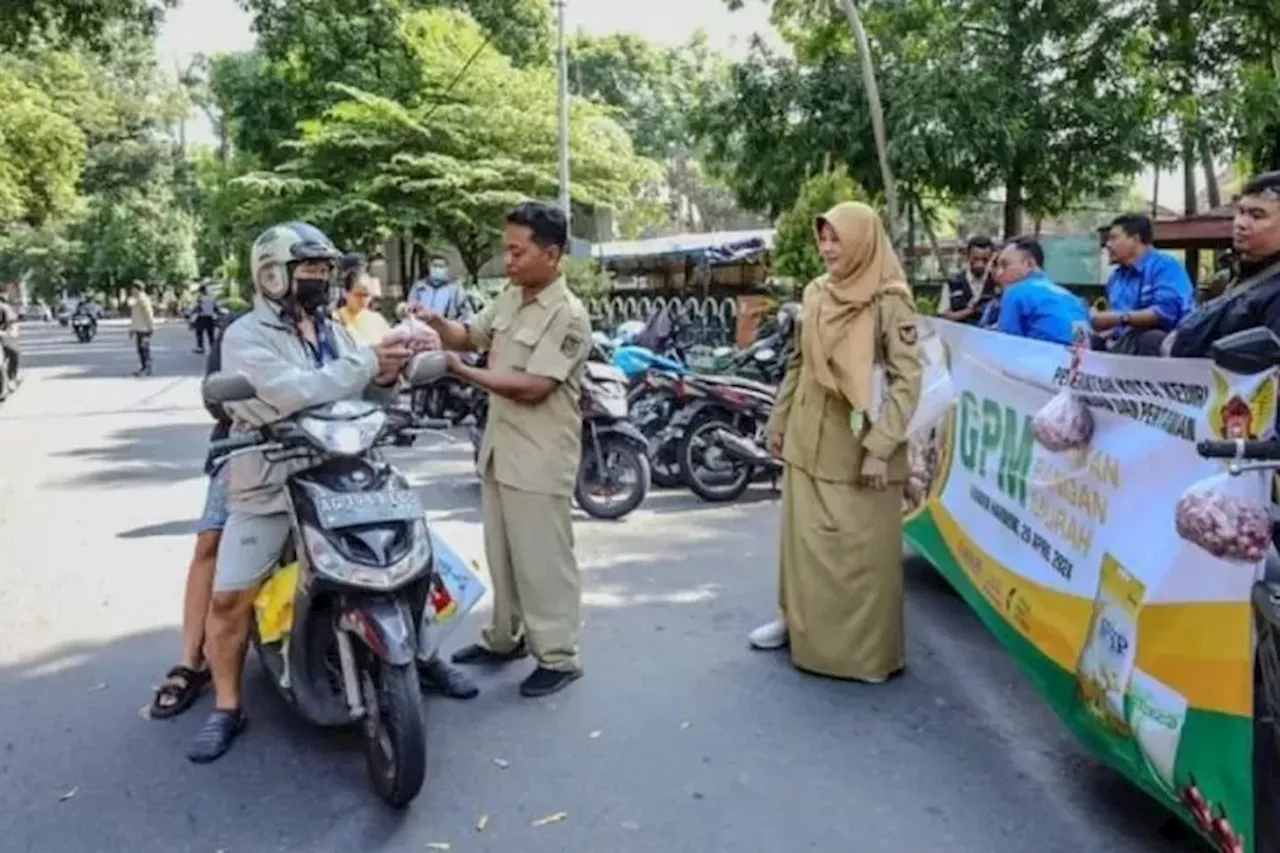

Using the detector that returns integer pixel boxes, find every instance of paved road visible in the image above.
[0,320,1203,853]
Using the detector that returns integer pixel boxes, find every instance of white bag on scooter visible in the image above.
[419,530,487,657]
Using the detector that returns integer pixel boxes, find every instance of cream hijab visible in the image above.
[801,202,912,413]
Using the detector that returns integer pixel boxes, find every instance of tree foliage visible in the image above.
[772,166,865,284]
[703,0,1163,236]
[0,0,174,53]
[231,9,657,280]
[0,27,200,298]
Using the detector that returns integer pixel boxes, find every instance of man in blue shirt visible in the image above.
[994,237,1090,345]
[407,253,472,323]
[1091,213,1195,355]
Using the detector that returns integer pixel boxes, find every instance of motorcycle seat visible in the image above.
[696,374,777,396]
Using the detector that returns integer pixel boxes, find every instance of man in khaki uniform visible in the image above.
[415,201,592,697]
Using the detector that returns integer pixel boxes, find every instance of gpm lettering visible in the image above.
[957,392,1035,508]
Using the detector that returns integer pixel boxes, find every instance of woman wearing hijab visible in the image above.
[750,202,923,682]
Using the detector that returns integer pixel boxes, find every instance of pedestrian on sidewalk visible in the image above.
[192,284,219,354]
[751,201,922,683]
[129,282,155,376]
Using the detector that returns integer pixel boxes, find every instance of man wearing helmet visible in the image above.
[188,222,475,764]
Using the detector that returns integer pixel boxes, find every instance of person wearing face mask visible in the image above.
[187,222,477,764]
[408,254,472,323]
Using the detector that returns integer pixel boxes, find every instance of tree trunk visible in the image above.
[1003,164,1024,238]
[1199,134,1221,209]
[915,198,947,279]
[837,0,899,241]
[1181,133,1198,216]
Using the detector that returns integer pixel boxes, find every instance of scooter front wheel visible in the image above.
[361,659,427,808]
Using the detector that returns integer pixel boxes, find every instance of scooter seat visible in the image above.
[697,374,777,397]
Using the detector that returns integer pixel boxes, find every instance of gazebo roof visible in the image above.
[1097,204,1234,250]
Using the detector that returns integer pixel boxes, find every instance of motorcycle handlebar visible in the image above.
[1196,438,1280,460]
[209,430,263,455]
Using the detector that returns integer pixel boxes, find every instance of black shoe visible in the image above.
[451,641,529,666]
[418,657,479,700]
[519,666,582,698]
[187,708,248,764]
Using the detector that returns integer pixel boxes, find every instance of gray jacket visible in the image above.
[221,296,396,515]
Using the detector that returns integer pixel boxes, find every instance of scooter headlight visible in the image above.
[298,411,387,455]
[301,521,432,590]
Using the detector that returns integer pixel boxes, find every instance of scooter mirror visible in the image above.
[1208,327,1280,375]
[754,348,776,362]
[405,350,448,386]
[203,371,256,403]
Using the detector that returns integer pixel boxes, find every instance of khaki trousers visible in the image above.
[480,477,581,671]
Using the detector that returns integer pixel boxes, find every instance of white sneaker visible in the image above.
[748,618,788,650]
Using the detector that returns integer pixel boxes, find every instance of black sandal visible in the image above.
[187,709,248,764]
[149,665,210,720]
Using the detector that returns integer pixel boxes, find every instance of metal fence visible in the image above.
[587,294,740,348]
[588,280,1110,348]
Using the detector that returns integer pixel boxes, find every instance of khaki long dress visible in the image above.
[766,283,923,680]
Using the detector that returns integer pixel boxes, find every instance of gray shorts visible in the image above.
[213,511,292,593]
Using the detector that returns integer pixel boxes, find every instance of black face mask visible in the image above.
[293,275,332,314]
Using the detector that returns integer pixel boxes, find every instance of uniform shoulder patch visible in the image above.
[561,331,584,359]
[898,324,919,346]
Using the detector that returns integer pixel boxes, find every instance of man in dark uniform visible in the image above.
[1169,171,1280,357]
[937,236,996,324]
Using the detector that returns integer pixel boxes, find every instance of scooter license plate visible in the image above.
[313,490,424,529]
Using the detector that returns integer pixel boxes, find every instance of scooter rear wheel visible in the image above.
[679,418,752,503]
[361,659,427,808]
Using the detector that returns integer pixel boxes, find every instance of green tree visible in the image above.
[234,9,658,280]
[0,67,86,227]
[710,0,1163,236]
[0,0,174,52]
[772,166,865,284]
[568,30,759,234]
[75,183,198,288]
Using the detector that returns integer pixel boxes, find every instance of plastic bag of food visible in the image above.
[381,317,440,353]
[1076,553,1145,733]
[1174,473,1270,563]
[1032,389,1095,452]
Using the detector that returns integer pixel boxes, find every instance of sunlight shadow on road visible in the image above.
[48,422,209,490]
[116,518,199,539]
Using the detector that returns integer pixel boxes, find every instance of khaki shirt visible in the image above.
[469,278,592,497]
[766,283,923,484]
[130,294,155,333]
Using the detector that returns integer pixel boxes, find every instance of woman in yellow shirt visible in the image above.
[336,267,392,345]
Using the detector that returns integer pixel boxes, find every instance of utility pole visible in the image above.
[555,0,571,234]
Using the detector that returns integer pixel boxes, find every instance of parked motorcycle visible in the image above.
[1194,327,1280,852]
[466,352,650,520]
[575,360,651,519]
[71,311,97,343]
[410,352,484,425]
[629,302,797,493]
[201,352,463,808]
[674,373,781,502]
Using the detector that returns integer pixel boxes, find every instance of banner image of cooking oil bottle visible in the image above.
[1076,553,1145,734]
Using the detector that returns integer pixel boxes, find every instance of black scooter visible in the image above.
[202,352,464,808]
[466,347,651,520]
[71,311,97,343]
[1194,327,1280,853]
